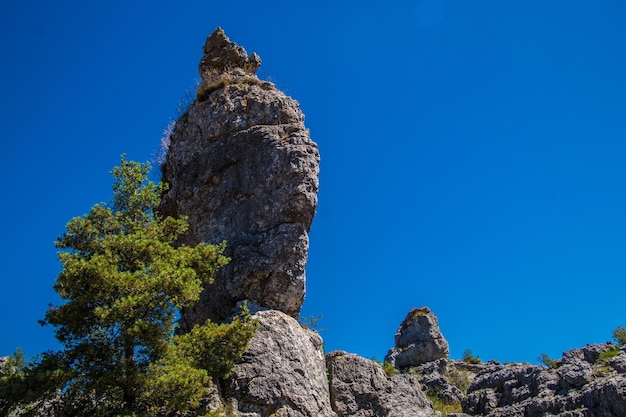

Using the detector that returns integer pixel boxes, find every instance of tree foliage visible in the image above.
[538,353,558,369]
[613,326,626,347]
[142,312,256,414]
[461,349,481,365]
[1,157,256,416]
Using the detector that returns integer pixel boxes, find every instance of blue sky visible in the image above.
[2,1,626,365]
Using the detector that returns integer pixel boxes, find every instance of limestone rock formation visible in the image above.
[160,28,319,326]
[326,351,433,417]
[225,309,336,417]
[462,343,626,417]
[385,307,450,369]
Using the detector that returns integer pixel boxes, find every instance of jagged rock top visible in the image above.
[198,27,261,77]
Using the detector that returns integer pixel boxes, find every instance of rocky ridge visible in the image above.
[461,343,626,417]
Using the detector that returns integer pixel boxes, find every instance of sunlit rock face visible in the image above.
[326,351,433,417]
[226,309,336,417]
[385,306,450,369]
[160,28,319,327]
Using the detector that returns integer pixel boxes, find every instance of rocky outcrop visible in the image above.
[462,343,626,417]
[378,308,626,417]
[160,28,319,326]
[385,307,450,369]
[326,351,433,417]
[225,309,336,417]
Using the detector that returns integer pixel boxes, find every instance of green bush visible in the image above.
[461,349,481,364]
[613,326,626,347]
[381,361,398,376]
[538,353,558,369]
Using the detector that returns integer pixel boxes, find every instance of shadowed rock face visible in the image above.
[160,28,319,327]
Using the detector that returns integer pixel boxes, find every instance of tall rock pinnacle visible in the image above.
[160,28,319,328]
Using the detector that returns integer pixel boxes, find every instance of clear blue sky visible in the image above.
[2,1,626,365]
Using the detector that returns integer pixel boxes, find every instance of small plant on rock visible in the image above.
[370,357,398,376]
[298,314,326,332]
[427,392,462,416]
[447,367,471,394]
[598,347,620,362]
[461,349,481,364]
[538,353,559,369]
[613,326,626,347]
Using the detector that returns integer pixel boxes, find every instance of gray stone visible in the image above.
[226,310,335,417]
[462,344,626,417]
[580,375,626,417]
[160,28,319,325]
[463,388,499,416]
[558,361,594,389]
[561,342,615,365]
[609,351,626,373]
[385,307,449,369]
[326,351,433,417]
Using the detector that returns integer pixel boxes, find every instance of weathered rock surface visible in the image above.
[462,343,626,417]
[225,309,336,417]
[326,351,433,417]
[160,28,319,326]
[414,358,474,406]
[385,307,450,369]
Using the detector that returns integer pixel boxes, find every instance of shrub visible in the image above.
[613,326,626,347]
[538,353,558,369]
[462,349,481,364]
[298,314,326,332]
[381,361,398,376]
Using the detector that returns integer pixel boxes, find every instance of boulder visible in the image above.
[385,307,449,369]
[580,375,626,417]
[326,351,433,417]
[609,351,626,373]
[225,309,336,417]
[160,28,319,326]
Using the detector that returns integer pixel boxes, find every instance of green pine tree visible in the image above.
[27,156,254,416]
